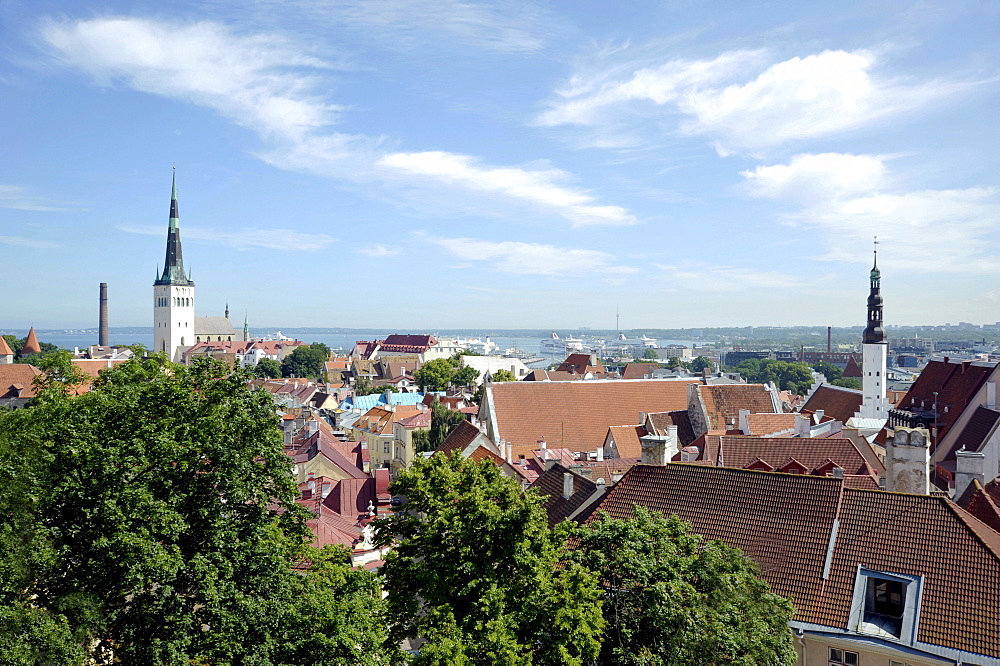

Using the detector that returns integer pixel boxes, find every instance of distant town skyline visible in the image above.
[2,0,998,329]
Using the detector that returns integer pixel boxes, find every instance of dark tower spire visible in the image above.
[154,168,194,286]
[863,237,885,344]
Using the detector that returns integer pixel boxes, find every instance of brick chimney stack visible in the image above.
[99,282,109,347]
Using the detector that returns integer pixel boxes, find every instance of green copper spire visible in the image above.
[243,312,250,341]
[155,167,194,287]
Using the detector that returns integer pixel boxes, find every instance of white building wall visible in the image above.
[154,284,196,362]
[859,342,888,420]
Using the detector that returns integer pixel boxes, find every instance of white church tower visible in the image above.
[153,169,195,362]
[858,241,888,420]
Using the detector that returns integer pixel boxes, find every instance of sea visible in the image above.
[0,327,705,364]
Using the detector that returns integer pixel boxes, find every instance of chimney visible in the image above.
[885,427,931,494]
[99,282,109,347]
[987,381,997,410]
[738,408,750,434]
[955,448,986,499]
[794,414,811,437]
[827,326,832,353]
[562,472,574,499]
[596,446,604,462]
[321,481,332,498]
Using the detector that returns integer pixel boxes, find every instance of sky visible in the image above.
[1,0,999,330]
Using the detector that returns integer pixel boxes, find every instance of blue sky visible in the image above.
[2,0,998,329]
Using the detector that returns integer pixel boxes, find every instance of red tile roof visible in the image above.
[0,364,42,399]
[938,405,1000,462]
[697,384,775,431]
[621,362,658,380]
[897,359,996,443]
[0,336,12,356]
[485,379,700,459]
[711,435,879,477]
[957,479,1000,533]
[436,420,488,457]
[528,462,602,527]
[744,412,797,435]
[800,384,863,423]
[606,424,645,458]
[645,410,696,447]
[22,327,41,354]
[590,463,1000,658]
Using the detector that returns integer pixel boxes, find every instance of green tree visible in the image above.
[411,428,433,454]
[253,357,282,378]
[451,365,480,388]
[571,506,796,666]
[689,356,714,374]
[831,377,862,390]
[0,356,392,664]
[490,369,517,382]
[641,348,659,360]
[428,400,467,449]
[281,342,329,379]
[374,453,604,665]
[811,360,843,382]
[414,358,456,392]
[31,348,89,395]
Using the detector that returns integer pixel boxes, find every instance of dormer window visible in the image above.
[849,568,921,641]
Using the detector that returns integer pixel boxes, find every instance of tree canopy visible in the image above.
[252,356,282,378]
[414,356,480,391]
[281,342,330,379]
[735,358,813,395]
[571,506,796,666]
[490,368,517,383]
[374,453,604,665]
[811,360,843,382]
[0,356,392,664]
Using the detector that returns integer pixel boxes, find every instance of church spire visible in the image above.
[155,168,194,286]
[863,237,885,344]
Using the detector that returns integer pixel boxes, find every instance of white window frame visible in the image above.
[828,647,858,665]
[848,566,922,643]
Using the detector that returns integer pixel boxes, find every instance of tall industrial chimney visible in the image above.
[827,326,832,353]
[99,283,109,347]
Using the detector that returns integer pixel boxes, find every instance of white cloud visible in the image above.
[538,48,979,151]
[41,17,633,228]
[378,151,636,226]
[40,17,338,141]
[741,153,889,202]
[121,225,336,251]
[0,184,74,211]
[358,244,400,257]
[740,154,1000,272]
[427,236,638,276]
[654,262,792,291]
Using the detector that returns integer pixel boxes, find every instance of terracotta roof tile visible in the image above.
[436,420,487,456]
[0,364,42,399]
[529,463,601,527]
[940,405,1000,462]
[22,327,41,354]
[698,384,775,431]
[621,363,657,380]
[800,384,863,423]
[485,379,700,459]
[0,336,12,356]
[589,464,1000,658]
[897,359,996,442]
[713,435,879,477]
[957,479,1000,533]
[606,424,645,458]
[744,412,797,435]
[646,410,696,447]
